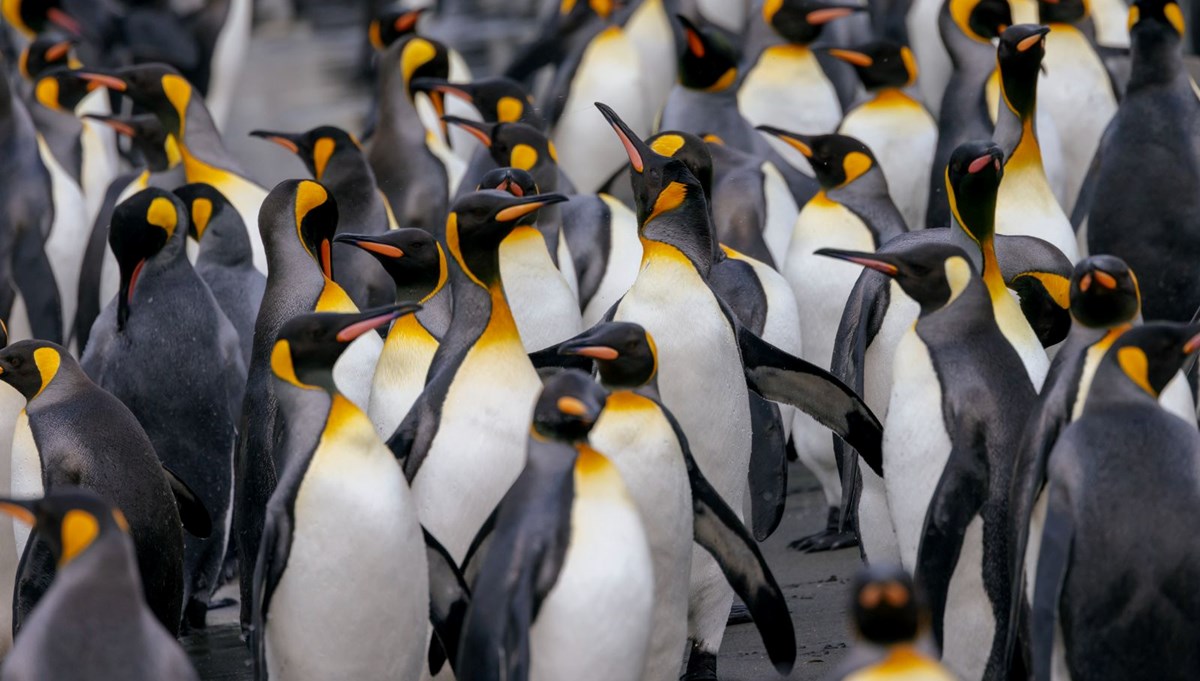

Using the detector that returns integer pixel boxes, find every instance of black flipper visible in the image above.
[666,410,796,675]
[163,465,213,539]
[737,326,883,471]
[1031,484,1073,681]
[1070,120,1113,230]
[747,393,787,541]
[12,533,53,637]
[460,503,499,588]
[915,442,988,649]
[11,225,63,344]
[425,529,470,677]
[251,502,293,681]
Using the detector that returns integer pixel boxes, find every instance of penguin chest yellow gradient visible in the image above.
[180,148,268,272]
[498,225,582,352]
[740,45,841,170]
[841,91,937,229]
[367,315,439,439]
[846,645,955,681]
[267,394,426,681]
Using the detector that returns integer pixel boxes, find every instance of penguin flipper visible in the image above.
[747,393,787,541]
[736,325,884,469]
[671,403,795,675]
[915,441,988,650]
[163,465,213,539]
[251,503,292,681]
[424,528,471,677]
[460,503,499,587]
[11,225,64,344]
[1031,483,1074,681]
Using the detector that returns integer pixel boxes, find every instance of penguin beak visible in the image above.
[46,8,83,37]
[595,102,655,173]
[442,116,495,147]
[494,193,569,223]
[675,14,707,58]
[1079,270,1118,292]
[83,114,136,138]
[118,258,149,330]
[393,8,425,34]
[487,172,525,197]
[806,3,864,25]
[44,40,73,63]
[333,302,423,343]
[968,150,1003,174]
[0,499,35,527]
[559,343,620,361]
[249,130,303,155]
[411,78,474,104]
[556,396,590,417]
[823,48,873,67]
[333,233,405,259]
[814,248,900,276]
[73,70,127,92]
[756,125,814,158]
[1183,324,1200,355]
[1017,26,1051,52]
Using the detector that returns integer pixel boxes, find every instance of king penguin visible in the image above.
[819,239,1035,681]
[0,488,200,681]
[1030,321,1200,681]
[253,305,431,681]
[0,321,22,657]
[80,187,241,630]
[701,135,799,268]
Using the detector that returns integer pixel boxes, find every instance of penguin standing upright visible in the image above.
[820,240,1035,681]
[1031,322,1200,681]
[0,321,21,657]
[253,306,430,681]
[0,489,200,681]
[187,0,252,131]
[81,188,241,630]
[827,40,938,230]
[1079,0,1200,322]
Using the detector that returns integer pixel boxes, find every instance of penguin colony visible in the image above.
[0,0,1193,679]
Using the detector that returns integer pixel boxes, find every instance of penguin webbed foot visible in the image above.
[682,645,719,681]
[788,507,859,553]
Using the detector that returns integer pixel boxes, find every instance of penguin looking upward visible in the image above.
[250,126,396,309]
[80,187,241,630]
[367,5,424,52]
[1031,321,1200,680]
[0,488,200,681]
[413,76,545,129]
[174,182,265,371]
[826,40,938,230]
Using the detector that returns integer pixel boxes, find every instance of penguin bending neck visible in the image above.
[994,28,1047,160]
[639,178,716,278]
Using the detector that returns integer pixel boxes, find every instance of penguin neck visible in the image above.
[55,536,144,614]
[1088,354,1166,410]
[1129,28,1186,91]
[178,100,242,176]
[978,235,1007,301]
[448,250,522,347]
[377,67,426,145]
[994,82,1041,163]
[198,216,253,268]
[639,195,715,277]
[870,87,920,108]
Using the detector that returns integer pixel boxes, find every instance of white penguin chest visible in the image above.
[739,46,841,172]
[995,142,1079,262]
[582,196,642,327]
[367,316,439,439]
[841,95,937,229]
[990,288,1050,390]
[760,162,799,265]
[499,226,582,352]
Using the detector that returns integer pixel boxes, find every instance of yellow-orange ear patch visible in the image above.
[1117,346,1154,395]
[60,510,99,565]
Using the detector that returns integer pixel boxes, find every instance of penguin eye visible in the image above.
[8,356,21,369]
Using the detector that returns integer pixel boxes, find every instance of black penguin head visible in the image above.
[757,128,878,190]
[1038,0,1087,24]
[557,0,624,25]
[675,14,740,91]
[763,0,865,45]
[386,34,450,101]
[72,63,193,141]
[532,369,609,442]
[1,0,82,38]
[333,228,446,299]
[0,340,66,402]
[1106,322,1200,397]
[945,140,1004,244]
[446,190,567,285]
[31,66,95,113]
[249,126,361,182]
[0,488,129,568]
[997,25,1050,120]
[84,112,178,172]
[445,117,559,177]
[411,76,538,126]
[110,188,184,330]
[173,182,239,243]
[851,564,925,645]
[368,5,425,51]
[817,242,977,313]
[559,322,658,389]
[268,179,339,279]
[948,0,1013,42]
[478,167,539,197]
[272,304,422,393]
[824,40,918,90]
[1128,0,1186,38]
[17,32,74,80]
[645,131,714,200]
[1070,256,1141,329]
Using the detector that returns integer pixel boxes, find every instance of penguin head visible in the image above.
[272,304,422,393]
[823,40,918,90]
[110,188,186,330]
[250,126,362,183]
[262,179,339,278]
[997,25,1050,120]
[596,103,712,257]
[173,182,240,244]
[763,0,865,45]
[1128,0,1186,38]
[851,564,925,645]
[558,0,623,25]
[368,5,425,51]
[756,128,878,190]
[444,117,559,178]
[0,340,66,401]
[0,488,129,568]
[445,190,567,285]
[559,322,658,389]
[948,0,1013,42]
[532,369,609,442]
[333,228,446,301]
[84,112,179,172]
[31,66,95,113]
[817,243,977,314]
[478,166,539,198]
[675,14,740,92]
[1,0,82,38]
[945,140,1004,243]
[1038,0,1087,24]
[1070,256,1141,329]
[383,34,450,101]
[646,131,714,199]
[17,32,75,81]
[71,63,193,141]
[411,76,538,126]
[1106,321,1200,397]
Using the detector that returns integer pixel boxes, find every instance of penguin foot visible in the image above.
[788,507,859,553]
[207,597,237,610]
[183,597,209,632]
[681,644,719,681]
[727,600,752,625]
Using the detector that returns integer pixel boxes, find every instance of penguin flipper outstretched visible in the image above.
[915,439,988,650]
[747,393,787,541]
[163,465,213,539]
[1031,482,1074,681]
[251,502,293,681]
[669,408,796,675]
[424,528,470,677]
[736,325,884,467]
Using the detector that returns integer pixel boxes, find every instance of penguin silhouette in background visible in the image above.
[0,488,201,681]
[701,135,799,269]
[81,188,241,630]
